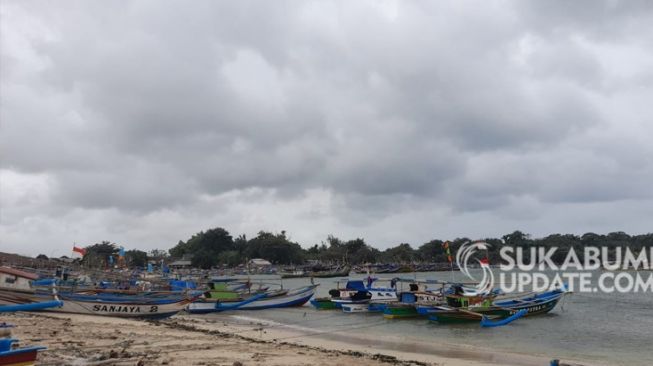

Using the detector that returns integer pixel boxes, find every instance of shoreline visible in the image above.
[3,312,602,366]
[171,313,602,366]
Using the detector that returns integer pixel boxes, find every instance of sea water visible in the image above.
[197,270,652,365]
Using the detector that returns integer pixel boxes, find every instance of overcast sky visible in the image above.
[1,1,652,257]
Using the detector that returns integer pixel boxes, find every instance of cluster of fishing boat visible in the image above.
[310,278,570,328]
[0,267,319,319]
[0,265,570,365]
[0,265,320,365]
[1,266,570,325]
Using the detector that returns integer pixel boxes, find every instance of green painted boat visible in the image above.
[382,290,441,319]
[383,303,419,319]
[206,290,243,299]
[205,281,270,300]
[428,307,510,323]
[309,297,337,310]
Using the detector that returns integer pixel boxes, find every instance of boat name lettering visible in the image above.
[92,304,143,313]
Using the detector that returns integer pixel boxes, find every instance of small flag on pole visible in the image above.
[479,257,490,267]
[442,241,453,263]
[72,246,86,257]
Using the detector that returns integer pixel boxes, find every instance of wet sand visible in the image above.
[2,312,595,366]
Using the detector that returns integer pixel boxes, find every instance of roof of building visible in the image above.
[169,260,192,266]
[0,266,39,280]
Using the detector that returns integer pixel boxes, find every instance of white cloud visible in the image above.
[1,0,652,256]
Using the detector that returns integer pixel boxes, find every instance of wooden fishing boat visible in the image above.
[182,292,268,314]
[492,288,567,316]
[309,297,337,310]
[383,303,419,319]
[426,305,510,323]
[48,293,194,319]
[279,269,308,279]
[227,285,316,310]
[341,303,370,313]
[425,287,500,323]
[187,285,318,313]
[3,286,195,319]
[203,281,270,300]
[309,280,368,310]
[332,290,372,313]
[382,291,442,319]
[0,338,46,366]
[310,266,351,278]
[311,278,400,312]
[427,288,568,324]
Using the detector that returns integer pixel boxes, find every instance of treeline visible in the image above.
[70,229,653,270]
[165,228,653,269]
[74,241,166,268]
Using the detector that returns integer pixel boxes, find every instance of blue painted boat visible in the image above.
[310,279,397,311]
[215,285,316,311]
[492,288,567,316]
[0,338,46,365]
[187,285,317,313]
[428,287,569,325]
[183,292,268,314]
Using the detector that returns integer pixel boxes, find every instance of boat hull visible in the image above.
[0,338,45,366]
[237,285,316,310]
[494,290,565,317]
[430,289,567,323]
[0,351,39,366]
[428,307,510,323]
[383,304,419,319]
[309,298,337,310]
[341,303,369,313]
[187,285,317,313]
[309,266,351,278]
[49,298,189,319]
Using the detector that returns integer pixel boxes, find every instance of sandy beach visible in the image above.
[1,312,600,366]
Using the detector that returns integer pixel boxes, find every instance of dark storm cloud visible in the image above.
[2,0,652,255]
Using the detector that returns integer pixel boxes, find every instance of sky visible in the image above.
[1,1,652,257]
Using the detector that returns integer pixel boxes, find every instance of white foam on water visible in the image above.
[228,314,318,333]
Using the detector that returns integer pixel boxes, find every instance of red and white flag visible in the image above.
[479,257,490,268]
[72,246,86,257]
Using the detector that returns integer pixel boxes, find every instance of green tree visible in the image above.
[83,241,119,268]
[125,249,148,267]
[245,231,304,265]
[382,243,415,263]
[169,240,190,258]
[417,239,445,262]
[173,227,235,269]
[148,249,169,260]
